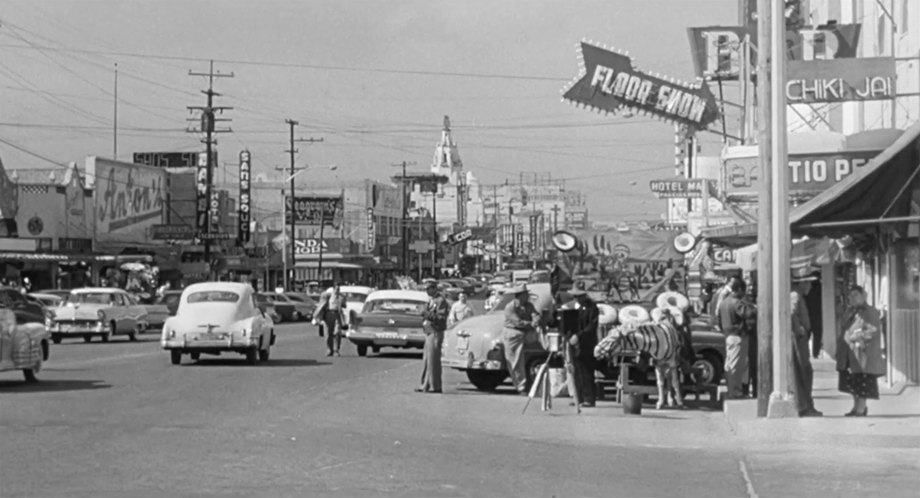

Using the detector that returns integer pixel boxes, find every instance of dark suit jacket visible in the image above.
[574,298,599,359]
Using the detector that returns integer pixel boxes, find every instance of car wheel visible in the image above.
[52,335,62,345]
[190,352,200,361]
[23,358,41,382]
[371,346,380,354]
[245,348,258,365]
[259,344,271,362]
[356,345,368,357]
[128,326,140,342]
[466,370,507,391]
[693,351,723,386]
[83,335,93,343]
[170,350,182,365]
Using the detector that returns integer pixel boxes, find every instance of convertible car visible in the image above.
[345,289,429,356]
[161,282,275,365]
[441,283,726,391]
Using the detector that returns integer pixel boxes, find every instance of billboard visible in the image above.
[285,195,343,227]
[85,157,165,245]
[563,42,720,130]
[723,148,882,197]
[133,151,199,168]
[238,151,251,243]
[786,57,895,104]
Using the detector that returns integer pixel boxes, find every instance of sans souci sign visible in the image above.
[724,149,881,197]
[786,57,895,104]
[649,179,716,199]
[563,42,720,129]
[238,150,251,244]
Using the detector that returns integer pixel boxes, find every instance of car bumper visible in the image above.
[49,322,109,335]
[345,331,426,349]
[162,335,258,351]
[442,352,504,371]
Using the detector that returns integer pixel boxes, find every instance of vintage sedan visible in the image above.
[161,282,275,365]
[345,290,429,356]
[0,307,51,382]
[46,288,146,343]
[282,293,317,321]
[28,293,64,309]
[0,287,46,325]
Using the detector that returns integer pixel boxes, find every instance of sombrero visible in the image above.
[597,304,618,326]
[618,305,650,325]
[650,306,685,326]
[656,291,690,311]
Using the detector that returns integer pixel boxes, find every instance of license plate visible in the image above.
[376,332,401,339]
[457,336,470,351]
[199,333,227,341]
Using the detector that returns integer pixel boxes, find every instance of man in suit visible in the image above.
[417,281,449,393]
[718,278,757,399]
[792,271,822,416]
[568,287,599,407]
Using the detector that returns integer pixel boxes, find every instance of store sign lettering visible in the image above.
[785,57,896,104]
[724,150,880,196]
[196,152,209,231]
[96,164,164,231]
[238,150,251,243]
[563,42,719,129]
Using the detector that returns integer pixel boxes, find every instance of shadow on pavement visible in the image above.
[0,379,111,393]
[372,352,423,360]
[189,358,331,367]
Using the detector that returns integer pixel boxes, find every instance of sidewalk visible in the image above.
[724,358,920,441]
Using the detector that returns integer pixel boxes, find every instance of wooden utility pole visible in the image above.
[391,161,417,276]
[188,60,233,270]
[280,120,323,290]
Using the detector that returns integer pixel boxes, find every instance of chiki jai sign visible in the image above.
[724,149,881,197]
[86,157,165,240]
[563,42,720,130]
[786,57,895,104]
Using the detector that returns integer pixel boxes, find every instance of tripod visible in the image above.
[522,331,581,415]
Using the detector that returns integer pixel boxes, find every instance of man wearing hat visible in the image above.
[503,284,541,394]
[568,286,600,407]
[792,269,823,417]
[417,280,449,393]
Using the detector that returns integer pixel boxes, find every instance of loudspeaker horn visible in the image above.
[673,232,697,254]
[551,230,579,253]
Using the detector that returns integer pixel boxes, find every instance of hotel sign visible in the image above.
[649,179,715,199]
[563,42,720,129]
[786,57,895,104]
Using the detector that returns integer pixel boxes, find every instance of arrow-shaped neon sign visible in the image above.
[562,41,720,130]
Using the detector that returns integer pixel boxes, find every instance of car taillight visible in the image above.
[97,310,105,320]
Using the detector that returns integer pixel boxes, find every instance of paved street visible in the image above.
[1,319,917,498]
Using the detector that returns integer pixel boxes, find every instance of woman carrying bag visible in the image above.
[837,286,885,417]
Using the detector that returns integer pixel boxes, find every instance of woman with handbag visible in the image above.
[837,286,885,417]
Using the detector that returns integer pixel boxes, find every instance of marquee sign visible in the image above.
[786,57,895,104]
[365,207,375,252]
[238,150,251,244]
[285,195,343,227]
[196,152,209,231]
[563,41,720,130]
[687,24,861,81]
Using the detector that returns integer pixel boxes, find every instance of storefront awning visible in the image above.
[294,261,363,270]
[698,223,758,246]
[791,120,920,235]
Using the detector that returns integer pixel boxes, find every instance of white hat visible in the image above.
[651,306,685,326]
[618,305,650,325]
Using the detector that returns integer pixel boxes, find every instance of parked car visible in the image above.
[161,282,275,365]
[35,289,72,300]
[345,290,429,356]
[441,283,727,391]
[125,293,170,333]
[440,278,475,296]
[0,308,50,382]
[335,285,375,325]
[264,293,298,322]
[45,288,147,343]
[27,293,64,309]
[153,290,183,316]
[253,293,282,322]
[0,287,46,325]
[282,293,317,321]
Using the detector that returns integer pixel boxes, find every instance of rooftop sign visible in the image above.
[563,42,720,130]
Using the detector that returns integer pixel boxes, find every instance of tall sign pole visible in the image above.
[767,0,796,418]
[755,0,774,418]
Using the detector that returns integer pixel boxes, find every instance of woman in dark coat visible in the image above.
[837,286,885,417]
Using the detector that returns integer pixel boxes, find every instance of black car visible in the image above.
[153,290,184,316]
[0,287,46,325]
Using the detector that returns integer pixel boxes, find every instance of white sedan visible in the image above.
[161,282,275,365]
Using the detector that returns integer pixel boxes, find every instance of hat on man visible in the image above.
[570,287,588,297]
[791,266,819,283]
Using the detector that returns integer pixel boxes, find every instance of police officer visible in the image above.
[417,281,449,393]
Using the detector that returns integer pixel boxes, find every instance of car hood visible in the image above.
[52,303,105,321]
[442,313,544,362]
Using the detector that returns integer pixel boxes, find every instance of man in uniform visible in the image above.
[568,287,599,407]
[792,271,823,417]
[417,281,449,393]
[502,284,541,394]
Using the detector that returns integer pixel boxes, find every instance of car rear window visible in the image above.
[363,299,426,315]
[187,291,239,303]
[342,292,367,303]
[65,293,113,305]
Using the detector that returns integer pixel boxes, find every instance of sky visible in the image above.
[0,0,738,223]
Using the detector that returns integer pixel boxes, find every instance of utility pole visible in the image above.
[280,119,323,290]
[187,60,233,272]
[391,161,417,276]
[113,63,118,160]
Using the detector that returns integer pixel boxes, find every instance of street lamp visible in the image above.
[282,164,337,291]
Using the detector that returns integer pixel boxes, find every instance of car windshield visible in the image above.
[342,292,367,303]
[186,291,239,303]
[272,295,290,302]
[65,293,114,305]
[363,299,427,315]
[529,272,551,283]
[286,295,305,302]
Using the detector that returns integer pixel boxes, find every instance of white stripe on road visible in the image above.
[739,458,759,498]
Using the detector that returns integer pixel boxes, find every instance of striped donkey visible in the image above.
[594,308,686,410]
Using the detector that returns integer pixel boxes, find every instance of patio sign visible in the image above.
[563,41,720,130]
